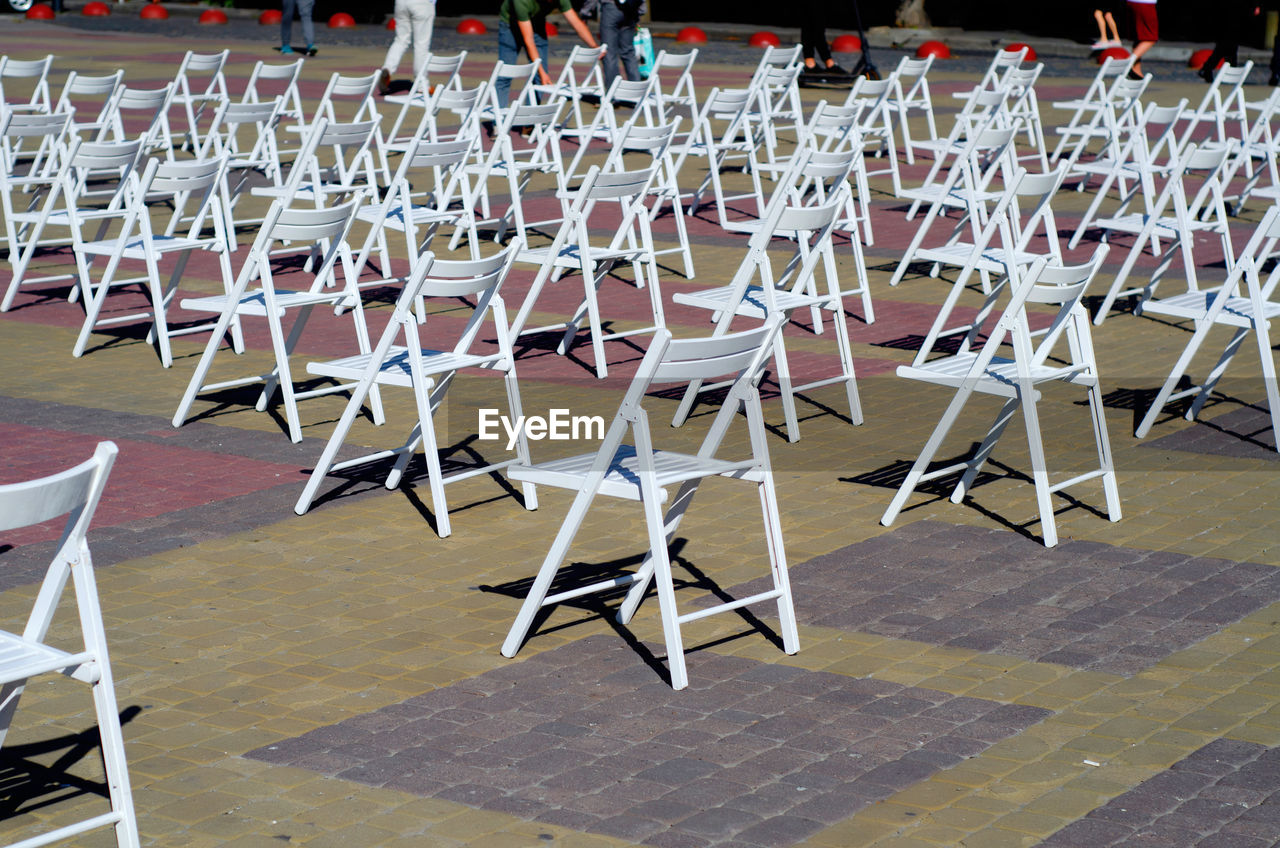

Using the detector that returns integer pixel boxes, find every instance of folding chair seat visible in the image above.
[169,49,229,154]
[172,195,381,443]
[0,54,54,116]
[383,51,469,152]
[51,69,123,143]
[1135,206,1280,447]
[72,154,238,367]
[1088,142,1235,323]
[296,243,538,535]
[0,442,140,848]
[240,58,306,154]
[509,161,668,378]
[530,44,608,140]
[651,48,699,122]
[2,135,144,313]
[881,247,1121,548]
[463,98,567,247]
[500,318,797,691]
[1049,54,1133,163]
[672,176,864,441]
[886,55,938,163]
[352,120,482,287]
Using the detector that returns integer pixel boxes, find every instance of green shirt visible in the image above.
[499,0,572,26]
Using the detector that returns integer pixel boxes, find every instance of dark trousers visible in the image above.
[600,1,640,88]
[800,0,831,63]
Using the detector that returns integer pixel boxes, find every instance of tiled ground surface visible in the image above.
[0,20,1279,848]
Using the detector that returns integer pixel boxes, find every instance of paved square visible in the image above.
[248,635,1049,847]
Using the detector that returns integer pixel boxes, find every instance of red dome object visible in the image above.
[386,17,394,29]
[748,31,780,48]
[1007,42,1037,61]
[546,21,558,36]
[139,3,168,18]
[831,34,861,53]
[1188,48,1211,69]
[1099,46,1130,64]
[916,40,950,59]
[676,26,707,44]
[198,8,227,23]
[456,18,486,35]
[259,8,281,24]
[81,2,110,16]
[328,12,354,27]
[25,3,55,18]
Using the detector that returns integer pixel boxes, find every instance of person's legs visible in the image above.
[382,0,412,75]
[280,0,295,48]
[297,0,315,49]
[409,0,435,77]
[1104,11,1120,42]
[600,2,623,88]
[616,7,639,80]
[496,23,520,106]
[1127,1,1157,75]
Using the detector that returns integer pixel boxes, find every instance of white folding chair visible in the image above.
[169,49,229,153]
[198,97,287,238]
[679,87,766,228]
[956,46,1028,100]
[672,175,864,442]
[252,117,381,210]
[562,76,659,178]
[51,70,123,143]
[531,44,608,140]
[1003,65,1049,171]
[843,75,902,197]
[886,55,938,162]
[0,441,140,848]
[1049,53,1133,163]
[896,123,1018,239]
[72,154,238,368]
[296,243,538,536]
[749,63,804,168]
[0,54,54,116]
[509,162,668,378]
[100,84,176,160]
[1135,206,1280,447]
[172,196,380,443]
[2,136,144,312]
[602,117,694,278]
[1062,78,1163,210]
[241,58,307,149]
[651,48,699,121]
[0,110,74,288]
[881,247,1121,548]
[500,318,797,691]
[1178,61,1252,148]
[1219,88,1280,215]
[1089,142,1235,324]
[383,50,468,151]
[482,59,541,118]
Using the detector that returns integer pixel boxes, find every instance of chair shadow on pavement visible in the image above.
[478,540,786,687]
[0,705,142,818]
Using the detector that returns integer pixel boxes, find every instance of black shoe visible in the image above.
[377,68,392,96]
[825,63,849,75]
[1198,66,1215,83]
[1126,69,1144,81]
[306,45,318,57]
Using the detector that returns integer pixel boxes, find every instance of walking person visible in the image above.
[582,0,641,88]
[280,0,316,56]
[496,0,601,107]
[1199,0,1261,82]
[1092,6,1121,50]
[1127,0,1158,78]
[378,0,436,94]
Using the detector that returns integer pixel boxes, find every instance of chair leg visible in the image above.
[772,334,801,442]
[1254,314,1280,452]
[1135,318,1215,439]
[258,304,310,443]
[1189,327,1249,422]
[617,480,700,624]
[503,368,538,510]
[638,480,690,690]
[1085,379,1124,519]
[1018,386,1058,547]
[758,474,799,655]
[828,305,864,426]
[953,396,1019,503]
[882,384,975,527]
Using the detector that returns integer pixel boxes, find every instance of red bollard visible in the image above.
[139,3,168,18]
[676,26,707,45]
[1099,46,1130,64]
[749,31,781,48]
[831,34,861,53]
[81,2,110,16]
[328,12,355,28]
[198,8,227,23]
[456,18,487,35]
[259,8,281,24]
[25,2,55,18]
[916,40,950,59]
[1007,42,1037,61]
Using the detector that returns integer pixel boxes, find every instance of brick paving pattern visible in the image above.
[1039,740,1280,847]
[248,635,1049,847]
[721,521,1280,676]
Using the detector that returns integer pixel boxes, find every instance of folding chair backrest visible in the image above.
[0,109,72,170]
[417,244,519,300]
[977,46,1027,91]
[653,48,698,116]
[584,163,662,201]
[487,60,540,110]
[505,99,561,129]
[268,199,359,242]
[0,54,54,113]
[0,441,115,538]
[426,51,467,88]
[649,320,780,385]
[174,50,229,97]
